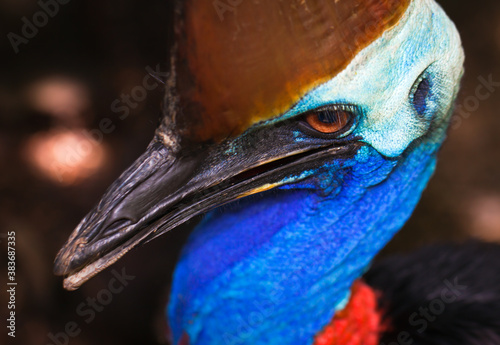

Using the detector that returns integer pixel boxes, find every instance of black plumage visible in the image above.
[364,241,500,345]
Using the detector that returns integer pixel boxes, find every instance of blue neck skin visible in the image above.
[168,138,441,345]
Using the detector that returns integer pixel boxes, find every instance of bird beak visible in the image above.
[54,132,359,290]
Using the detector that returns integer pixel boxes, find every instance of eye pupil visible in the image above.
[317,110,336,124]
[413,78,430,116]
[305,108,351,134]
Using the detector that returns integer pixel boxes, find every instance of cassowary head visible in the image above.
[55,0,464,344]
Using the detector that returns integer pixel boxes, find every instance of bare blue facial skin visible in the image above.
[168,1,464,345]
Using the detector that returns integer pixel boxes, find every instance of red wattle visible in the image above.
[313,280,386,345]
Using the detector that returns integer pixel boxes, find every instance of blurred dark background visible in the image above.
[0,0,499,344]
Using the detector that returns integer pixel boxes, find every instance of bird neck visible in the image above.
[168,144,439,345]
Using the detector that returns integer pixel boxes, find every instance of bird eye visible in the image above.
[412,77,431,117]
[304,106,353,135]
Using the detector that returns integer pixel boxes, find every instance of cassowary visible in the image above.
[54,0,499,344]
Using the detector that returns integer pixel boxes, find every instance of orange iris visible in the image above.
[306,109,351,134]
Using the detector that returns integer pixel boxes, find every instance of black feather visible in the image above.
[364,241,500,345]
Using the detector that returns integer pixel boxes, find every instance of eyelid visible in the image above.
[314,104,358,114]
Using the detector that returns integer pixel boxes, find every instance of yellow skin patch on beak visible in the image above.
[238,183,282,199]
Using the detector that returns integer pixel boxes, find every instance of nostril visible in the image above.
[103,218,134,237]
